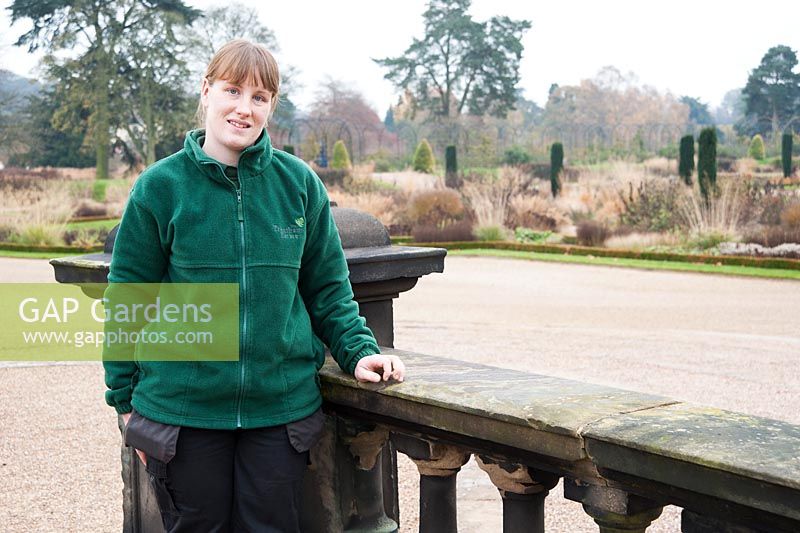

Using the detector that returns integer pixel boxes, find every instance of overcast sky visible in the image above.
[1,0,799,113]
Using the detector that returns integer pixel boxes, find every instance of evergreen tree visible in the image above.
[10,90,95,167]
[331,140,352,170]
[375,0,531,118]
[678,135,694,186]
[9,0,198,178]
[550,142,563,198]
[738,45,800,137]
[384,108,396,132]
[698,128,717,204]
[782,132,794,178]
[748,134,766,160]
[413,139,435,173]
[445,145,458,187]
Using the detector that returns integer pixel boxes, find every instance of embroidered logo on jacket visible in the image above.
[274,219,305,239]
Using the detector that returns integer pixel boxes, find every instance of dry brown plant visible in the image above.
[461,166,529,228]
[734,158,757,176]
[328,189,399,227]
[405,189,465,227]
[0,181,76,244]
[643,157,676,176]
[57,167,98,180]
[677,180,747,239]
[104,182,134,217]
[507,193,570,230]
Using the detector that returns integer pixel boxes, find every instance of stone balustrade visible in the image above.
[317,349,800,532]
[51,206,800,532]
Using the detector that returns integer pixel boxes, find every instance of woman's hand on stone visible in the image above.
[354,354,405,383]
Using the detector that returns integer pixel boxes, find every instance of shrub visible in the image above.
[283,145,295,155]
[364,149,401,173]
[91,180,108,202]
[331,140,352,170]
[507,194,569,231]
[63,227,110,247]
[576,220,610,247]
[12,225,65,246]
[312,165,348,188]
[686,231,730,251]
[744,226,800,247]
[73,199,108,217]
[782,133,793,178]
[514,227,552,244]
[412,220,475,243]
[413,139,435,173]
[550,143,563,197]
[748,134,766,160]
[658,143,679,159]
[717,156,737,173]
[474,225,509,241]
[405,189,465,227]
[758,194,785,226]
[503,145,533,165]
[678,135,694,186]
[698,128,717,203]
[781,202,800,229]
[618,179,682,232]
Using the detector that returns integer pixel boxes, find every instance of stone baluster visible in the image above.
[393,434,471,533]
[337,419,398,533]
[476,455,560,533]
[564,477,664,533]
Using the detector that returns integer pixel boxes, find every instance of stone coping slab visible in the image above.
[320,349,674,461]
[583,403,800,500]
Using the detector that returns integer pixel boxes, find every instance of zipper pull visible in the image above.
[236,190,244,221]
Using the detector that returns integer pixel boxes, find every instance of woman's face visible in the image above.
[200,77,273,165]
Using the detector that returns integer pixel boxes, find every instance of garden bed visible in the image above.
[399,240,800,271]
[0,242,103,253]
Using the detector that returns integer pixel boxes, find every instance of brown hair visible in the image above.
[197,39,281,124]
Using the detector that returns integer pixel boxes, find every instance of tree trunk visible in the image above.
[144,81,156,166]
[94,48,111,180]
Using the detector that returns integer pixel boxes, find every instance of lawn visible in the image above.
[450,248,800,280]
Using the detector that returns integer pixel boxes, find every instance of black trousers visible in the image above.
[146,425,309,533]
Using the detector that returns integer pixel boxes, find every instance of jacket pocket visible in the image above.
[124,410,181,463]
[285,407,325,453]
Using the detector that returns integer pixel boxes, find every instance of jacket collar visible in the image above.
[184,128,274,181]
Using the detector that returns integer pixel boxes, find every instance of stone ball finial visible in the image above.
[331,206,390,249]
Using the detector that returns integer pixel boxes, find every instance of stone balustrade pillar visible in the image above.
[392,434,470,533]
[476,455,560,533]
[564,477,664,533]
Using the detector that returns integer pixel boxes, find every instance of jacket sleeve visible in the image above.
[103,192,170,414]
[298,181,380,375]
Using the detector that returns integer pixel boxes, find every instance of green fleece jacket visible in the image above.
[103,129,379,429]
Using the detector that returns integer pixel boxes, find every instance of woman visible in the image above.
[103,39,405,532]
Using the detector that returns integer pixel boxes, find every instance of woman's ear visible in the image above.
[200,78,210,107]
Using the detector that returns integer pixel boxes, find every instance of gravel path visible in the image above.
[1,255,798,532]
